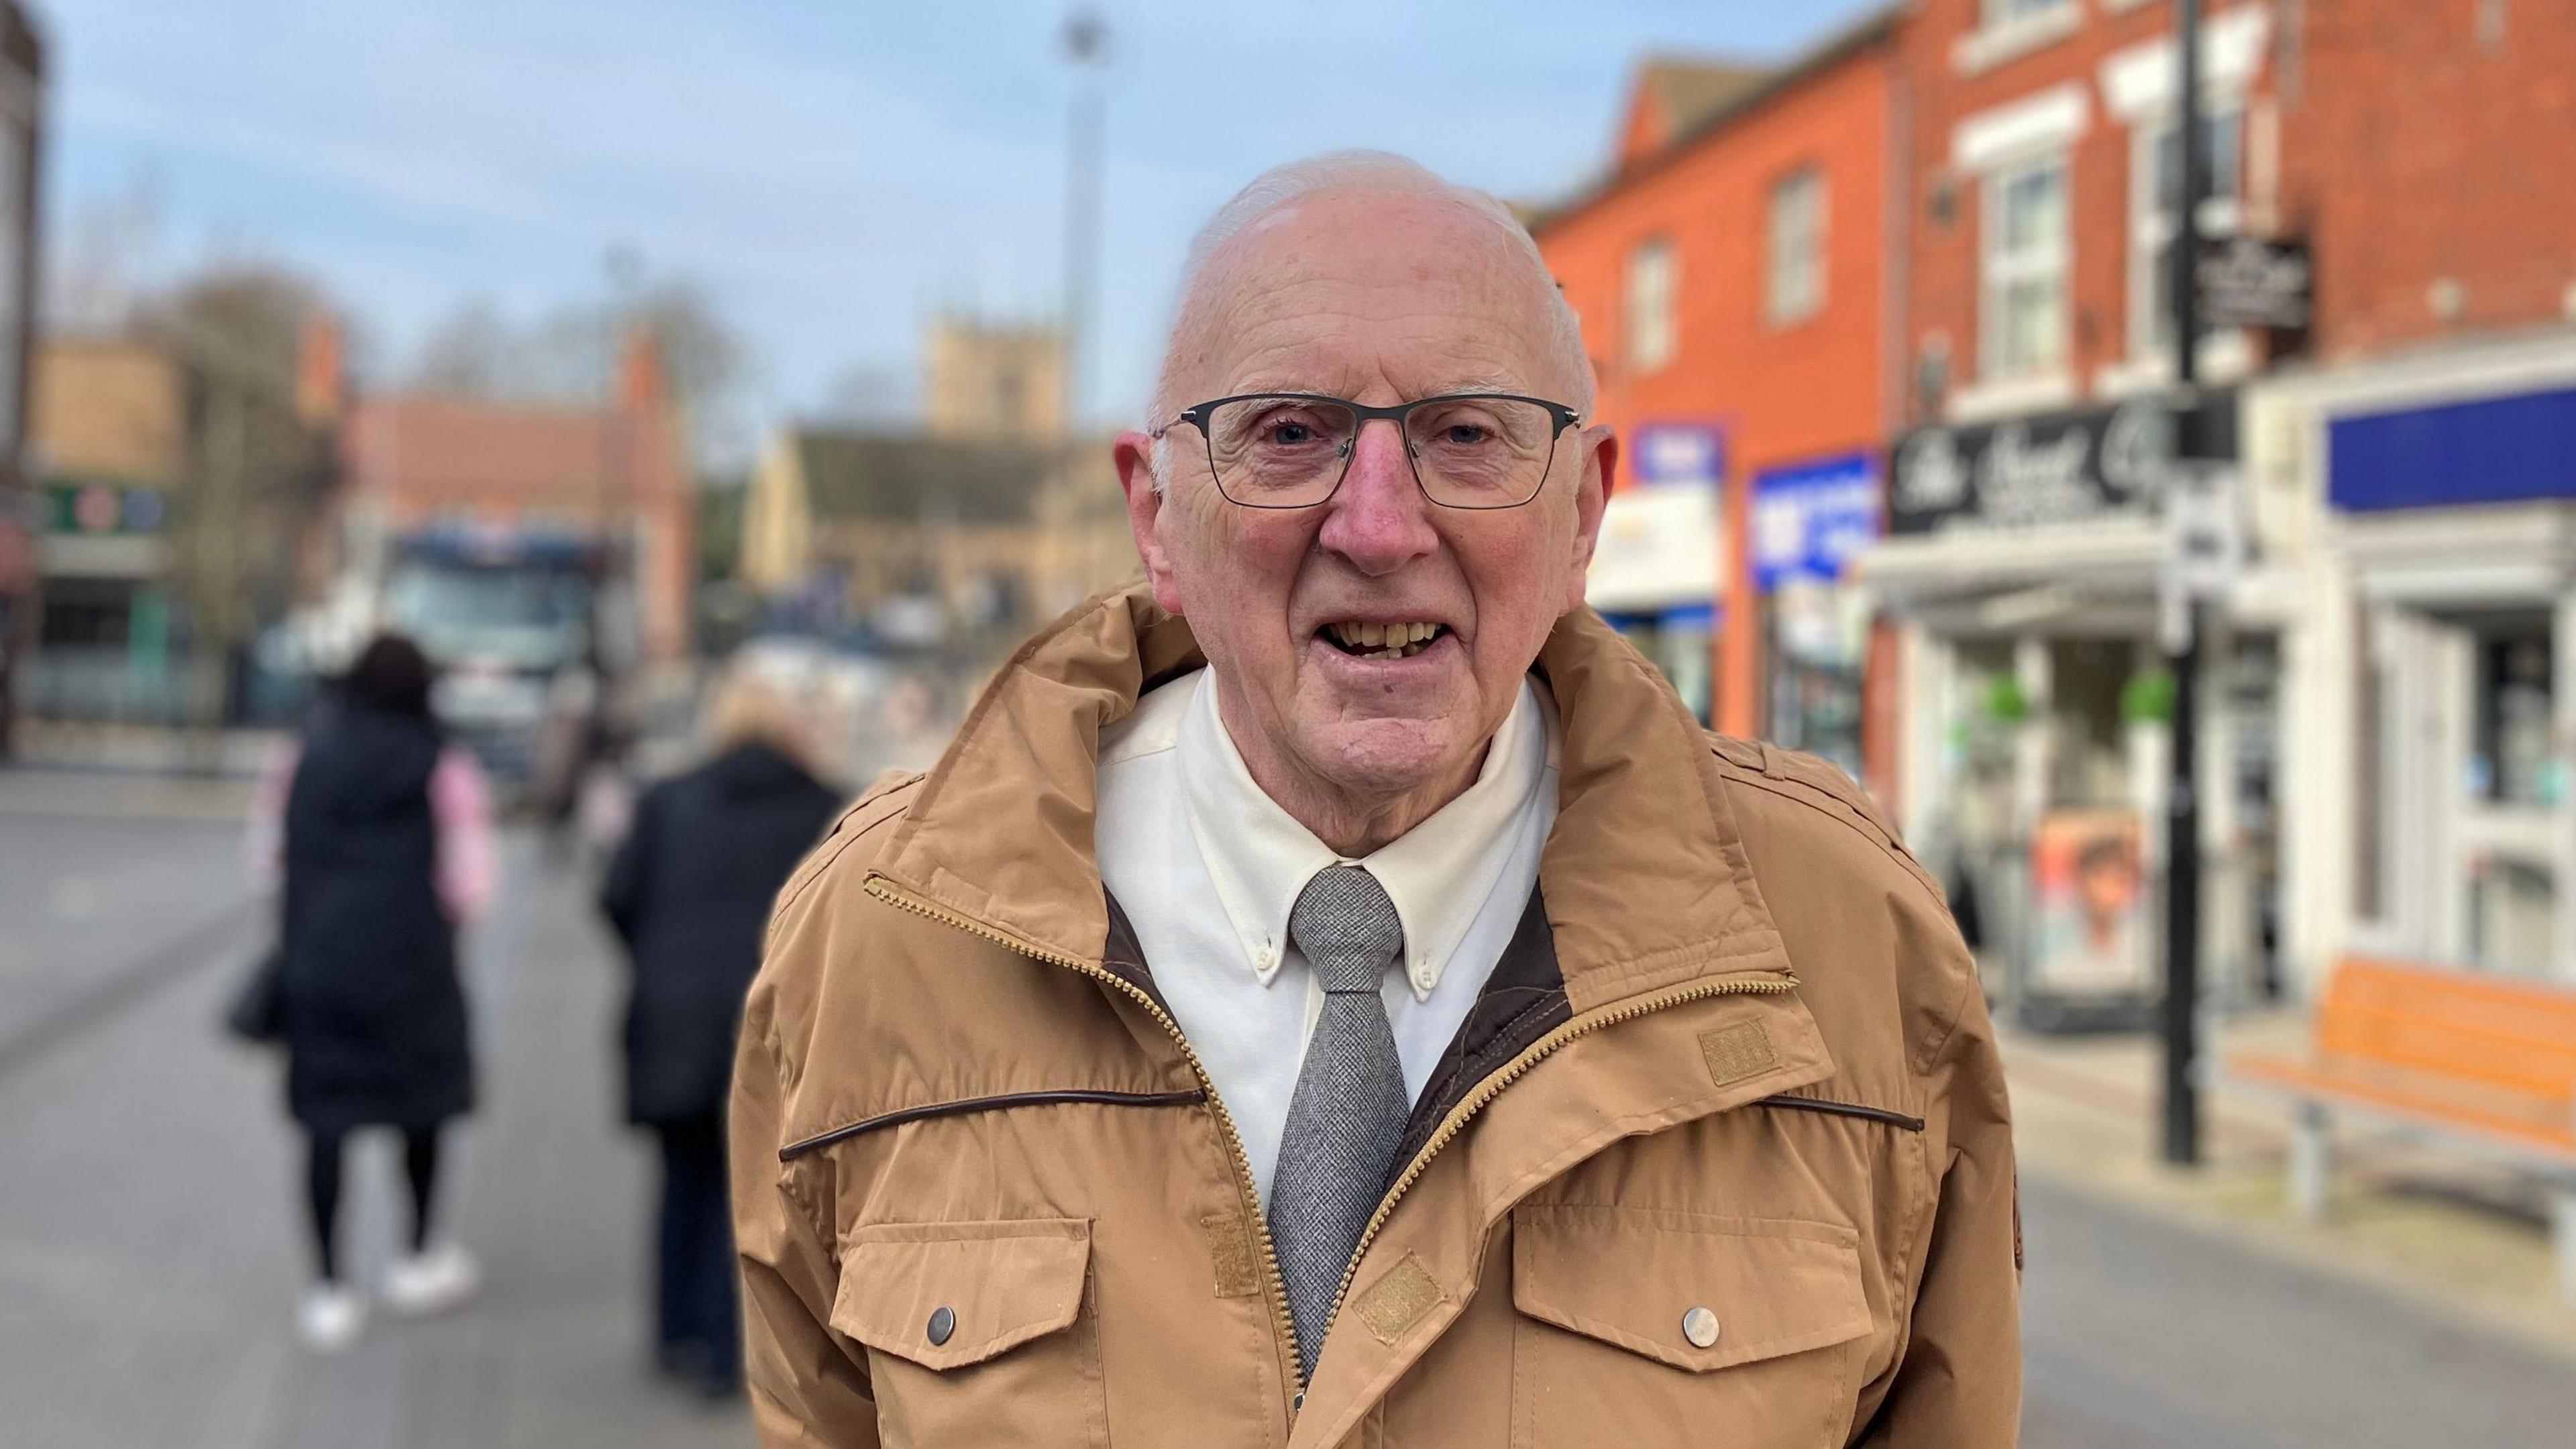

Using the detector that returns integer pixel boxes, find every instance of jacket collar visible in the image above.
[869,582,1796,1011]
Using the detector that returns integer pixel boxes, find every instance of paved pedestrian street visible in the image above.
[0,784,750,1448]
[3,777,2574,1446]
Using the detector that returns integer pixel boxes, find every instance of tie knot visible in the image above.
[1287,865,1405,994]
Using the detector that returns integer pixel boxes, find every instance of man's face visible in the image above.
[1116,191,1614,811]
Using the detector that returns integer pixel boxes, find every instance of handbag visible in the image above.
[223,949,287,1045]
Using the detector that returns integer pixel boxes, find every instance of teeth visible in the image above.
[1328,621,1442,650]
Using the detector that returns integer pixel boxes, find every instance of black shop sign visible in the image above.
[1889,397,2209,536]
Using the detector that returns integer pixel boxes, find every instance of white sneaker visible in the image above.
[297,1282,366,1352]
[382,1243,480,1318]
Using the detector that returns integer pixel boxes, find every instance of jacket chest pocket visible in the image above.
[830,1217,1108,1449]
[1508,1205,1874,1449]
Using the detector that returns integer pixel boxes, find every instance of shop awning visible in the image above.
[1858,519,2163,609]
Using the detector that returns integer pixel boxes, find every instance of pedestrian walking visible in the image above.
[260,633,496,1352]
[733,152,2017,1446]
[600,663,841,1397]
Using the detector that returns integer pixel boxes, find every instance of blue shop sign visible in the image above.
[1752,452,1880,593]
[1631,423,1725,490]
[2330,384,2576,512]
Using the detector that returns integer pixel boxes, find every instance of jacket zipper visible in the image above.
[861,875,1310,1403]
[1322,971,1800,1336]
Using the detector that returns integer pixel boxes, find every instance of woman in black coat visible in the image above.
[276,634,495,1350]
[600,665,841,1396]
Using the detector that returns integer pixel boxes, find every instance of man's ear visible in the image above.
[1563,425,1617,614]
[1114,430,1187,615]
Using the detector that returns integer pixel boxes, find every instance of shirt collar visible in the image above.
[1177,669,1557,1001]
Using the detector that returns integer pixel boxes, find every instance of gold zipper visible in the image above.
[861,874,1309,1403]
[1322,971,1799,1329]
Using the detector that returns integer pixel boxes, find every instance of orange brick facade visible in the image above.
[2277,0,2576,360]
[1897,0,2275,423]
[1536,23,1899,747]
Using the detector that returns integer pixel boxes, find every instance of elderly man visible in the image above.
[734,152,2019,1447]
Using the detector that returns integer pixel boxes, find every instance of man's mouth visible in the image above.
[1320,620,1449,661]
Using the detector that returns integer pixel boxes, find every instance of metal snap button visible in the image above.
[927,1305,956,1346]
[1682,1305,1720,1348]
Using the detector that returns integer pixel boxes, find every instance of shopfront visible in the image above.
[2268,338,2576,991]
[1866,391,2277,1018]
[1750,451,1879,781]
[1588,423,1723,724]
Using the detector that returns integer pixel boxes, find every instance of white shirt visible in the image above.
[1095,668,1559,1202]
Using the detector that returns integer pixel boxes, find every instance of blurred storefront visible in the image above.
[2265,334,2576,993]
[1869,392,2283,1017]
[1750,451,1880,778]
[1585,422,1722,722]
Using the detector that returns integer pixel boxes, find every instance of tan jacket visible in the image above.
[733,586,2020,1448]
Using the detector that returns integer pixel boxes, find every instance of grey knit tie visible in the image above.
[1268,865,1409,1383]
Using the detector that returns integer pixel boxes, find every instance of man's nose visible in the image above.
[1316,419,1438,574]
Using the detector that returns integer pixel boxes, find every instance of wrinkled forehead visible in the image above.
[1176,192,1572,400]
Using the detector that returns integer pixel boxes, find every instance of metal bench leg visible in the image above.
[2288,1102,2332,1222]
[2553,1185,2576,1309]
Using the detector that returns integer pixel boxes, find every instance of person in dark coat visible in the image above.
[272,633,496,1352]
[600,663,841,1396]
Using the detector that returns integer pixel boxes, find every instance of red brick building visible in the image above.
[337,332,696,662]
[1534,12,1902,782]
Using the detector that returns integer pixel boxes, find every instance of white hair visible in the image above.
[1147,150,1591,490]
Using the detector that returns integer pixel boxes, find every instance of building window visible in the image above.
[1980,156,2070,382]
[1985,0,2072,22]
[1767,167,1829,326]
[2473,621,2556,808]
[2132,105,2245,359]
[1626,237,1677,374]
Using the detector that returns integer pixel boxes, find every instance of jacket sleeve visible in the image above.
[1860,982,2023,1444]
[732,986,880,1448]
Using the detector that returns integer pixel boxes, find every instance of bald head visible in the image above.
[1150,151,1591,433]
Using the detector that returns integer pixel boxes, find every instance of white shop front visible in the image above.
[1866,392,2284,1021]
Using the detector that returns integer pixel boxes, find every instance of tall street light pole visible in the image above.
[1061,11,1109,439]
[2161,0,2208,1167]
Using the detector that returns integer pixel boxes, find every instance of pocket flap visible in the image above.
[1512,1205,1871,1373]
[832,1217,1091,1371]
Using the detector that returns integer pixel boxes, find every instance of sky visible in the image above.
[39,0,1880,457]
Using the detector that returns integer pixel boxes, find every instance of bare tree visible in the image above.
[143,262,339,760]
[403,268,749,464]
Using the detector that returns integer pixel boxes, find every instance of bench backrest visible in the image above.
[2315,956,2576,1104]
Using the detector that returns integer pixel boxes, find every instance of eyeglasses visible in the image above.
[1150,392,1582,511]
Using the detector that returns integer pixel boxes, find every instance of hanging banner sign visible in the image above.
[2197,235,2312,332]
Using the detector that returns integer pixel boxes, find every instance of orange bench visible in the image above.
[2227,956,2576,1304]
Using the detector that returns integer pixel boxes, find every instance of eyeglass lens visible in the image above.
[1203,396,1560,508]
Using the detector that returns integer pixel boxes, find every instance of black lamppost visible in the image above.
[2160,0,2209,1167]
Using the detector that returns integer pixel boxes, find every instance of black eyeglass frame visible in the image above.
[1148,391,1585,511]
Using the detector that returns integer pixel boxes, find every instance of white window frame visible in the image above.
[1979,153,2072,386]
[1766,166,1829,327]
[2129,103,2247,367]
[1626,237,1678,374]
[1956,0,2084,75]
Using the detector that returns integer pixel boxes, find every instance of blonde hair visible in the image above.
[700,660,816,769]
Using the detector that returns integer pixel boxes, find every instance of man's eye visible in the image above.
[1444,424,1492,445]
[1269,422,1315,445]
